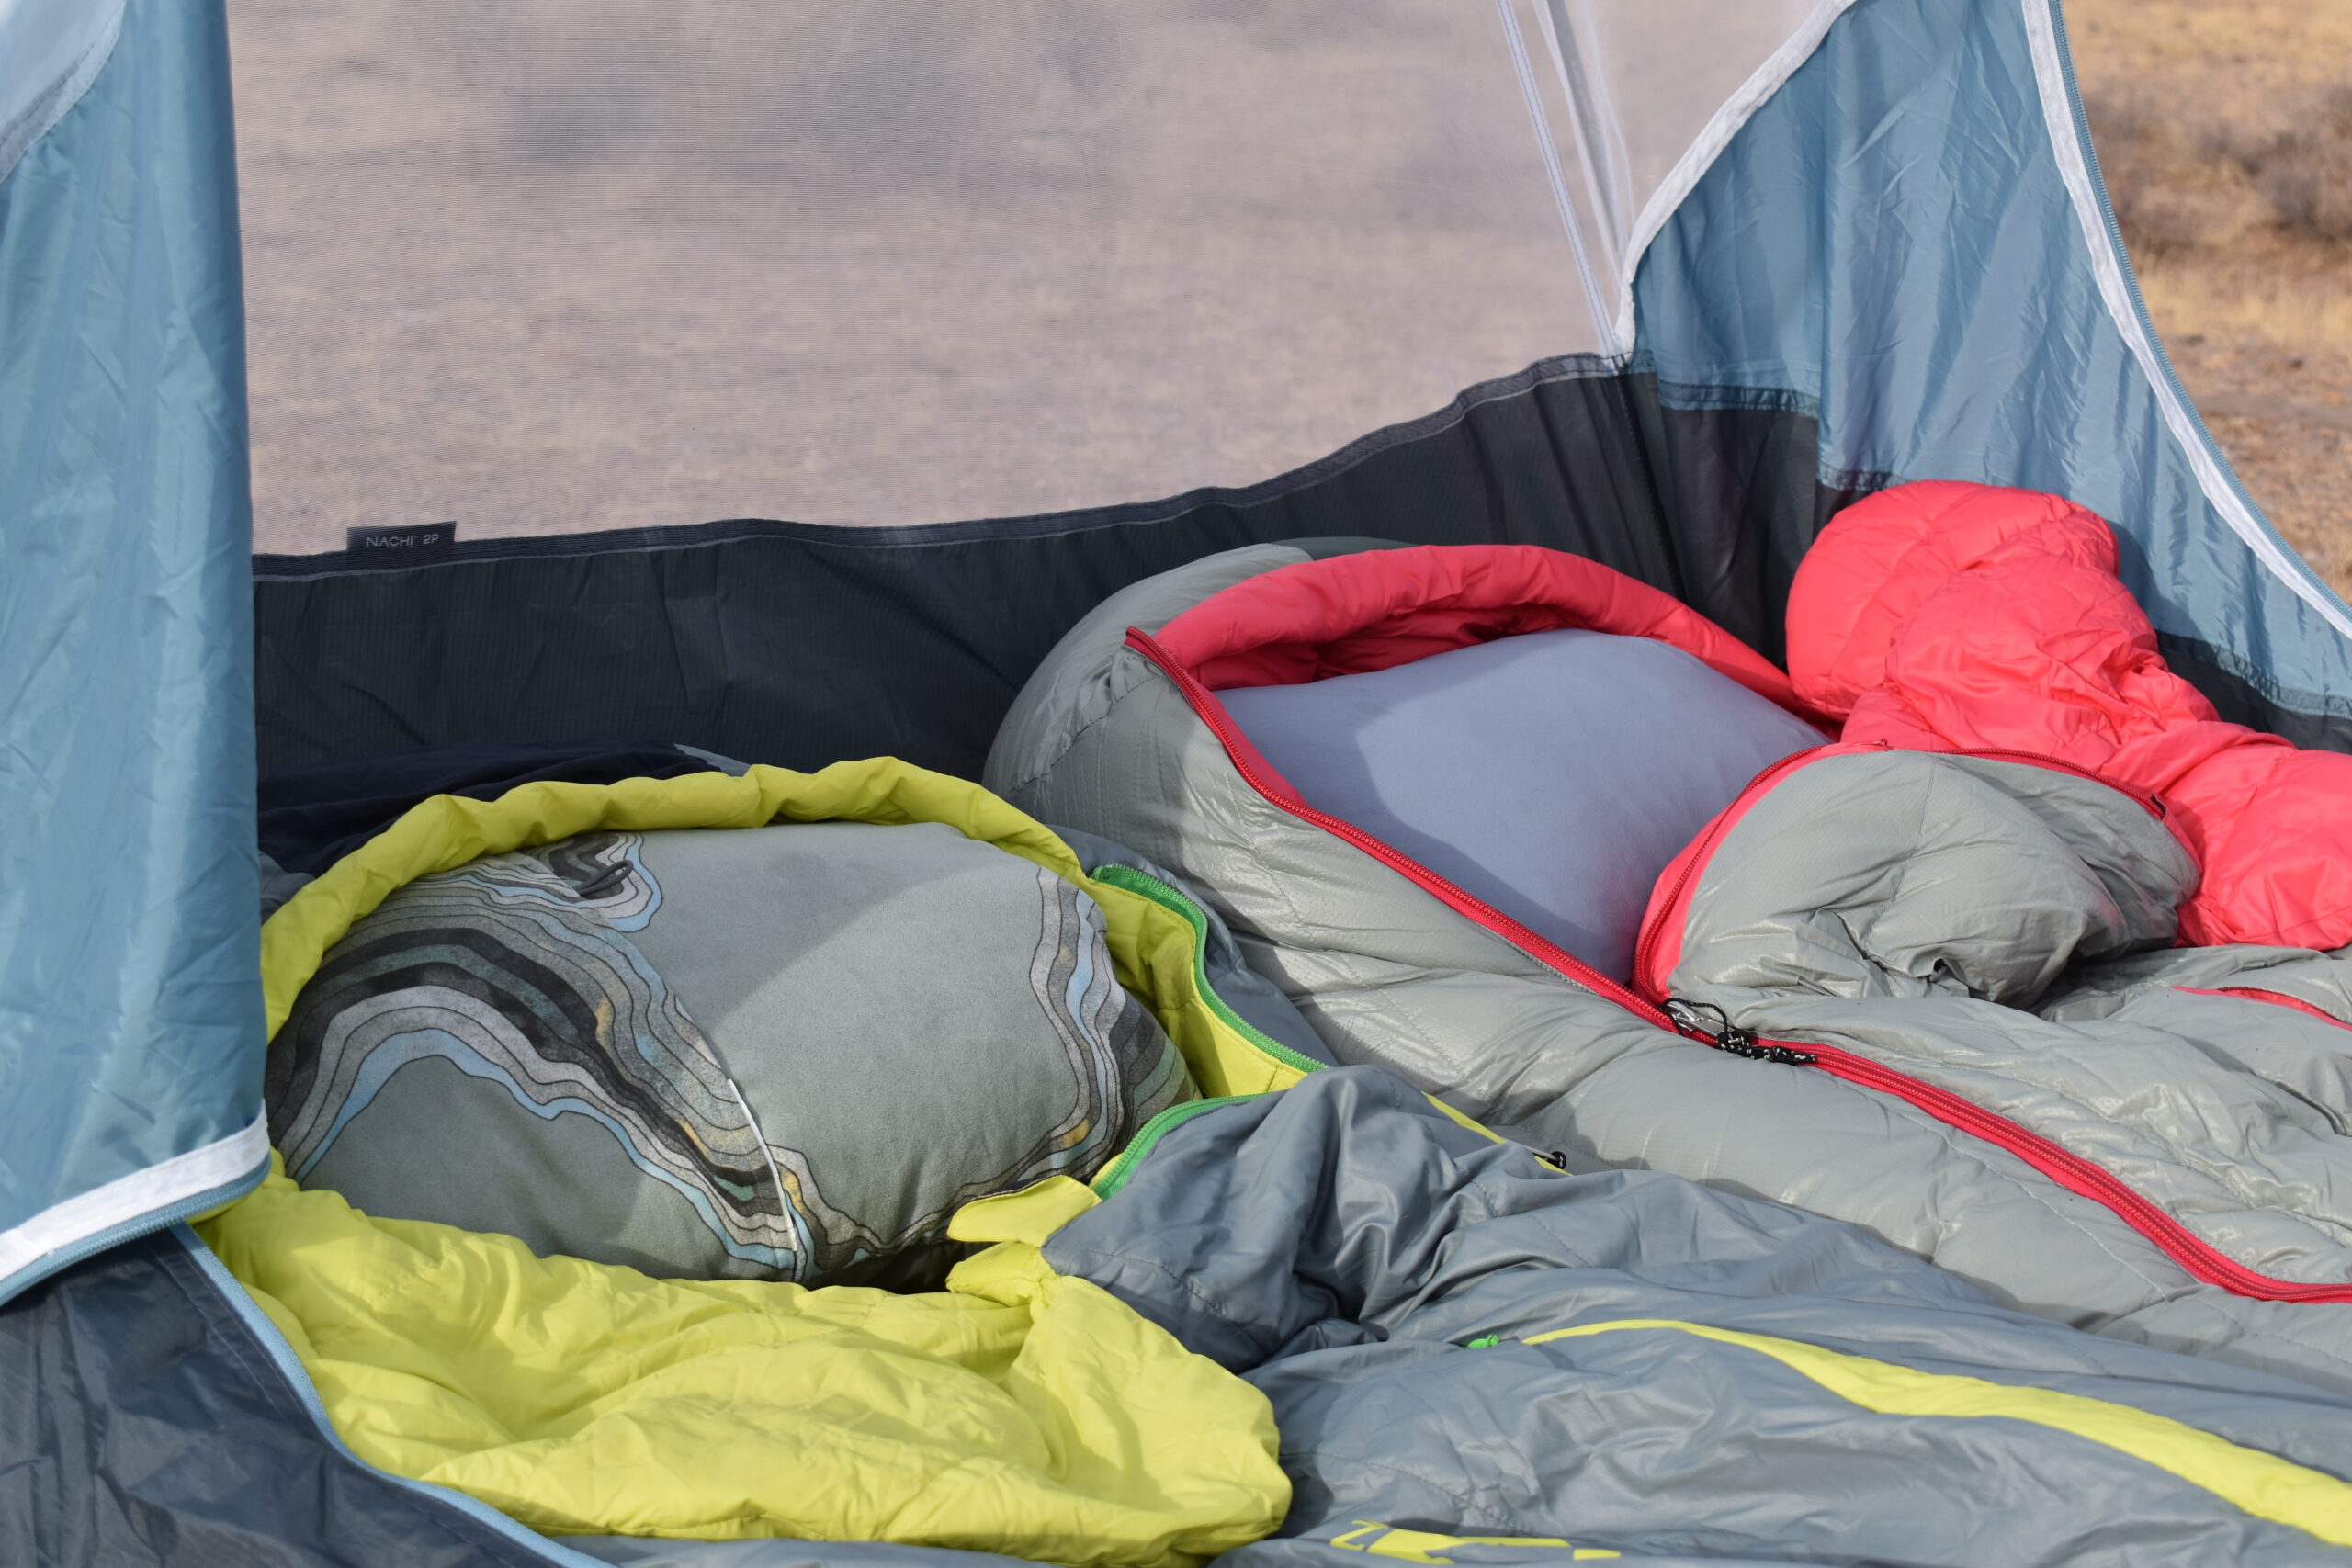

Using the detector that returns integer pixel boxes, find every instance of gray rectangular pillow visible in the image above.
[1218,628,1823,979]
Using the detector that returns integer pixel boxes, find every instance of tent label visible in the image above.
[345,523,456,558]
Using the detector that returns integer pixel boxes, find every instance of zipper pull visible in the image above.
[1661,996,1723,1039]
[1661,998,1816,1066]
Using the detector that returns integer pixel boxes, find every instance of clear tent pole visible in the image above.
[1494,0,1621,358]
[1529,0,1633,303]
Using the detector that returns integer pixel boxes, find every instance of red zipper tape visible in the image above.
[1125,628,1671,1023]
[2177,987,2352,1033]
[1128,626,2352,1306]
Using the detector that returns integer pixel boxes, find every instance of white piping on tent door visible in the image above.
[0,1111,268,1295]
[2022,0,2352,642]
[1588,0,1859,354]
[1497,0,1860,355]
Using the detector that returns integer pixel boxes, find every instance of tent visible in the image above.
[6,0,2350,1562]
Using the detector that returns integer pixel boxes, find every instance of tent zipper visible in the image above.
[1130,626,2352,1305]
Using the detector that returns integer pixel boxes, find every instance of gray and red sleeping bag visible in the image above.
[987,484,2352,1397]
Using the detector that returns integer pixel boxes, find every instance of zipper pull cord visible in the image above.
[1661,998,1816,1066]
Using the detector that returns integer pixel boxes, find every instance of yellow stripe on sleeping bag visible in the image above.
[1329,1522,1618,1561]
[1521,1321,2352,1547]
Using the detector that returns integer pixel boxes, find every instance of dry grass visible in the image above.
[2068,0,2352,595]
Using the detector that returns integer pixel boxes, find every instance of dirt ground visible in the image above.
[230,4,2348,578]
[226,2,1596,553]
[2069,0,2352,595]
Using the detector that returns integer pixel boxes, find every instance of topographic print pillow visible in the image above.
[266,821,1196,1288]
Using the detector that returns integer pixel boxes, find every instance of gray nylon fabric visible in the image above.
[994,546,2352,1395]
[1667,753,2193,1009]
[982,538,1398,806]
[984,542,1309,805]
[1670,751,2352,1290]
[1046,1067,2352,1566]
[272,821,1192,1288]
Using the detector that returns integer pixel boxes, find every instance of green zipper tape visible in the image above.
[1091,1095,1263,1199]
[1084,863,1325,1198]
[1091,863,1330,1077]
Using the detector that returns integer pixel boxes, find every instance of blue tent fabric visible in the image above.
[1631,0,2352,735]
[0,0,123,181]
[0,0,265,1302]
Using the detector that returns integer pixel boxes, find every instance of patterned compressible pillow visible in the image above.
[266,821,1196,1288]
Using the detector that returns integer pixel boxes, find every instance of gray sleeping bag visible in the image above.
[988,540,2352,1398]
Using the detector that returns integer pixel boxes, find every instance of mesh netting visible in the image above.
[1532,0,1833,308]
[232,0,1626,549]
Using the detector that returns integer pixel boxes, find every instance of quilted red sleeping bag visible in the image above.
[1788,479,2352,952]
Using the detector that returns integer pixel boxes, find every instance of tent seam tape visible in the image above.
[0,0,124,183]
[2019,0,2352,642]
[0,1110,267,1285]
[1608,0,1861,349]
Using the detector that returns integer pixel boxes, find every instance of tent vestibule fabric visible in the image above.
[0,0,265,1303]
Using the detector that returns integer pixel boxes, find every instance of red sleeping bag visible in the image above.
[1789,479,2352,952]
